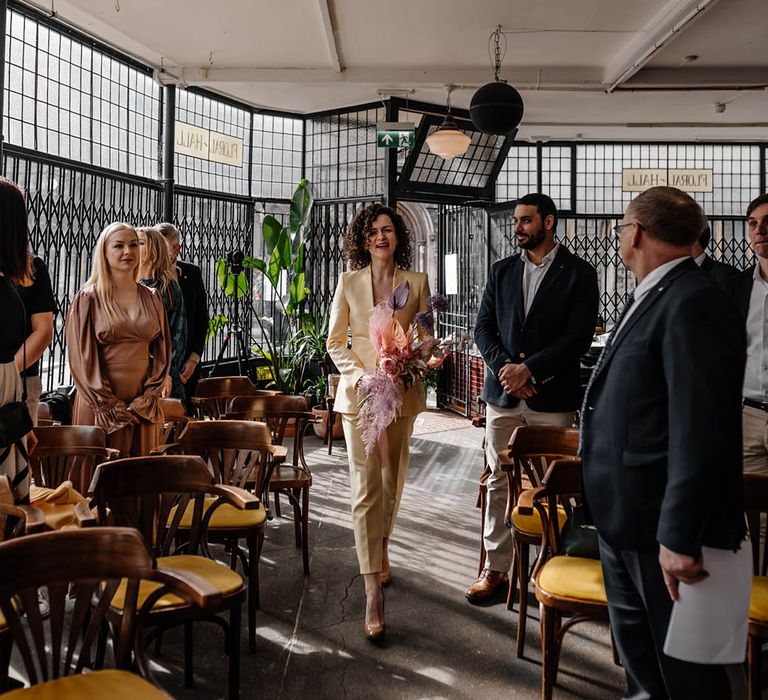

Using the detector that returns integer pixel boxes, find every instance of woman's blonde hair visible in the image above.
[85,222,139,327]
[137,226,178,308]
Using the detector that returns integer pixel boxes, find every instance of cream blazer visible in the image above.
[327,266,431,416]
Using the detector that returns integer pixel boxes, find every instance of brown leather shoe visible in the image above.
[466,568,509,603]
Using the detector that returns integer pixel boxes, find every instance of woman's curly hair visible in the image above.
[342,204,413,271]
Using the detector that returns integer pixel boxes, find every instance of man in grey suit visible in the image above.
[582,186,745,698]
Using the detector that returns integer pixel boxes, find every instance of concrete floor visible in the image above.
[153,410,626,699]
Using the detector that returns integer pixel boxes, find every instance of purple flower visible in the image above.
[414,311,434,335]
[388,281,410,311]
[427,294,448,315]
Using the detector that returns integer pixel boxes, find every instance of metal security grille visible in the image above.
[437,205,487,416]
[251,114,303,199]
[306,199,380,315]
[173,188,255,364]
[305,105,385,200]
[4,145,162,390]
[5,5,160,178]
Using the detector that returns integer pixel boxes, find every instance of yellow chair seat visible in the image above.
[512,504,567,536]
[168,496,267,530]
[750,575,768,623]
[2,669,170,699]
[111,555,244,611]
[537,555,607,604]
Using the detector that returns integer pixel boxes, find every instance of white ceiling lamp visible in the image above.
[425,86,471,160]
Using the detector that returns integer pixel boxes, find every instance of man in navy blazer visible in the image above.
[158,223,210,410]
[466,193,599,602]
[692,222,739,289]
[582,187,745,698]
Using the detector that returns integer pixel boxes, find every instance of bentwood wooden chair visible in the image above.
[499,425,580,659]
[192,376,280,420]
[151,420,285,650]
[92,455,261,698]
[744,473,768,699]
[472,412,489,576]
[159,397,191,444]
[225,394,316,575]
[521,458,608,700]
[0,527,221,699]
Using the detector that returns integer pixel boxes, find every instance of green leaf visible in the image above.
[225,270,248,298]
[294,271,308,305]
[293,242,305,274]
[275,230,292,270]
[267,248,281,289]
[206,313,228,341]
[242,256,267,273]
[289,179,314,236]
[215,258,227,289]
[262,215,283,254]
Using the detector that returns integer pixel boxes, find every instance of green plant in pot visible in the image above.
[213,179,316,393]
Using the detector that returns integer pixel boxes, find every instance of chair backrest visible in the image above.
[175,420,279,500]
[192,376,280,419]
[92,454,220,558]
[0,527,158,683]
[30,425,115,494]
[507,425,580,495]
[159,397,189,443]
[227,394,312,440]
[0,474,29,541]
[744,473,768,575]
[37,402,52,421]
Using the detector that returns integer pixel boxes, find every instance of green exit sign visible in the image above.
[376,121,415,148]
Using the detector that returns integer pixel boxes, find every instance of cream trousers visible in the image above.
[742,404,768,474]
[342,413,417,574]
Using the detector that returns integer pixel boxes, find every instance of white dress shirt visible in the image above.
[521,243,559,317]
[694,251,707,267]
[743,265,768,401]
[615,256,690,336]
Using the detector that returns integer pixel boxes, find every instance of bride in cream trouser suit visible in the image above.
[327,204,429,641]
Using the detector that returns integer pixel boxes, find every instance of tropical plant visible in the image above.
[215,179,316,393]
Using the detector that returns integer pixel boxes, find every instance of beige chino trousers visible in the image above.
[742,404,768,474]
[342,413,417,574]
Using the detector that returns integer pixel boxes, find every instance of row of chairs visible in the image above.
[488,424,768,700]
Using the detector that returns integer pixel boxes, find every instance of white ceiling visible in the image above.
[25,0,768,140]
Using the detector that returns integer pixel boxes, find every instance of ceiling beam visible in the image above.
[316,0,342,73]
[603,0,722,92]
[622,67,768,89]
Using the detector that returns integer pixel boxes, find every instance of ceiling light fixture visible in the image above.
[425,85,471,160]
[470,25,524,135]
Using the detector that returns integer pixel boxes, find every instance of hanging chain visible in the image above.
[489,24,507,82]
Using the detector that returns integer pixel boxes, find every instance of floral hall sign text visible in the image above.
[621,168,714,193]
[175,121,244,167]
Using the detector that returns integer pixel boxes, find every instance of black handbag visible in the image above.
[559,504,600,560]
[0,279,32,455]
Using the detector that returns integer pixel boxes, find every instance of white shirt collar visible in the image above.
[633,256,690,302]
[522,243,559,269]
[694,252,707,267]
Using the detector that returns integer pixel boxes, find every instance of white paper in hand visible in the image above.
[663,543,751,664]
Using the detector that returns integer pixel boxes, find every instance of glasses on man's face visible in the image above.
[612,222,634,237]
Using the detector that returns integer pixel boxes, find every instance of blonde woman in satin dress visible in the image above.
[327,204,430,642]
[66,222,170,457]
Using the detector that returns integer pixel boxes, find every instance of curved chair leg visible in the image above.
[291,488,302,547]
[228,602,242,700]
[515,540,530,659]
[301,485,310,575]
[247,532,260,652]
[506,544,518,612]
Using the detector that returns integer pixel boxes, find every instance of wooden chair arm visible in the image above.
[18,505,46,533]
[516,486,546,516]
[209,484,261,510]
[498,449,514,472]
[73,500,97,527]
[150,442,183,455]
[268,445,288,463]
[151,566,224,610]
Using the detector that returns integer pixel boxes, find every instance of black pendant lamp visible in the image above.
[470,26,524,135]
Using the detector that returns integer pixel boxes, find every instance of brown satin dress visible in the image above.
[65,284,170,457]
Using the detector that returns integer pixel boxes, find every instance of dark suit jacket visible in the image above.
[729,265,756,321]
[475,245,599,412]
[582,259,745,556]
[176,259,209,359]
[700,253,740,290]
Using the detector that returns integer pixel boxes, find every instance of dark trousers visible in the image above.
[183,363,202,416]
[598,536,732,700]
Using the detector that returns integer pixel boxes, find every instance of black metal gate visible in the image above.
[437,204,487,416]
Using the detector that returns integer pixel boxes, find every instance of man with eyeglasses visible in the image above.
[582,186,745,698]
[729,193,768,473]
[466,192,599,604]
